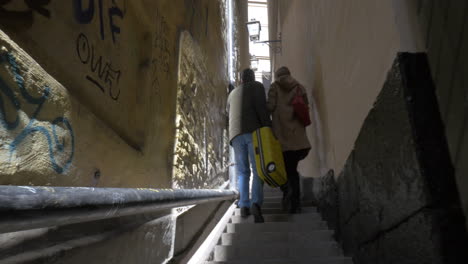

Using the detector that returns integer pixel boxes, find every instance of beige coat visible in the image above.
[267,75,311,152]
[227,81,271,143]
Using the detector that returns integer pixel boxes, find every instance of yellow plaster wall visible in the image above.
[0,0,233,188]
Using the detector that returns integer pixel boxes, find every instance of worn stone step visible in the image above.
[263,196,283,203]
[221,230,335,246]
[230,213,322,224]
[262,197,317,207]
[262,202,282,209]
[264,186,282,191]
[204,257,353,264]
[263,192,283,197]
[234,207,317,216]
[263,188,282,194]
[226,221,327,234]
[213,243,342,261]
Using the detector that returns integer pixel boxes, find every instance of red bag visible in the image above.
[291,86,311,126]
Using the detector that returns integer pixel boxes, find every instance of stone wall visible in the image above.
[173,31,229,189]
[0,1,240,263]
[314,53,468,264]
[0,0,232,189]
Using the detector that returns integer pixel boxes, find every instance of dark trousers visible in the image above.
[281,149,309,212]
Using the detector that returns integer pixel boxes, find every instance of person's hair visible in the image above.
[241,68,255,83]
[275,66,291,78]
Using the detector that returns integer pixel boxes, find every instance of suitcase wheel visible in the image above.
[267,162,276,173]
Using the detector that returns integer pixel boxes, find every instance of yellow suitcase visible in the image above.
[252,127,287,187]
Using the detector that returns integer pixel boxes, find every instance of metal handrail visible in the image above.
[0,185,237,234]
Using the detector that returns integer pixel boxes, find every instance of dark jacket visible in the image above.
[227,80,271,143]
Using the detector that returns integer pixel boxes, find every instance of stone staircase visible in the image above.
[203,187,353,264]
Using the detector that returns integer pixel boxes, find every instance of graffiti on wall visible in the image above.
[0,52,75,174]
[72,0,125,44]
[76,33,121,100]
[73,0,125,101]
[151,9,171,93]
[0,0,51,29]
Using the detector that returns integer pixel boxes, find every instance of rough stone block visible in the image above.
[315,53,468,264]
[314,169,340,234]
[172,32,229,189]
[355,211,443,264]
[337,56,429,248]
[300,176,315,203]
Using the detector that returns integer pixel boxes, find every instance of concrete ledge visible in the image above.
[172,200,233,263]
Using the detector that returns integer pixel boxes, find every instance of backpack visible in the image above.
[291,86,311,126]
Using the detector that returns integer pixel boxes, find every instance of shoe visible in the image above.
[288,201,301,214]
[296,206,302,214]
[281,195,289,212]
[240,207,250,218]
[288,207,298,214]
[280,184,289,212]
[251,203,264,223]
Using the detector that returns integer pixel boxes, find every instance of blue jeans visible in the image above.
[231,133,264,208]
[228,146,238,191]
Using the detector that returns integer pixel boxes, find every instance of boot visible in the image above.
[280,183,289,212]
[240,207,250,218]
[251,203,264,223]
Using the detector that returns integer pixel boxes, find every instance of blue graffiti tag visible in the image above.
[73,0,124,44]
[0,52,75,174]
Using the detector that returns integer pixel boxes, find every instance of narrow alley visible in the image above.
[1,0,468,263]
